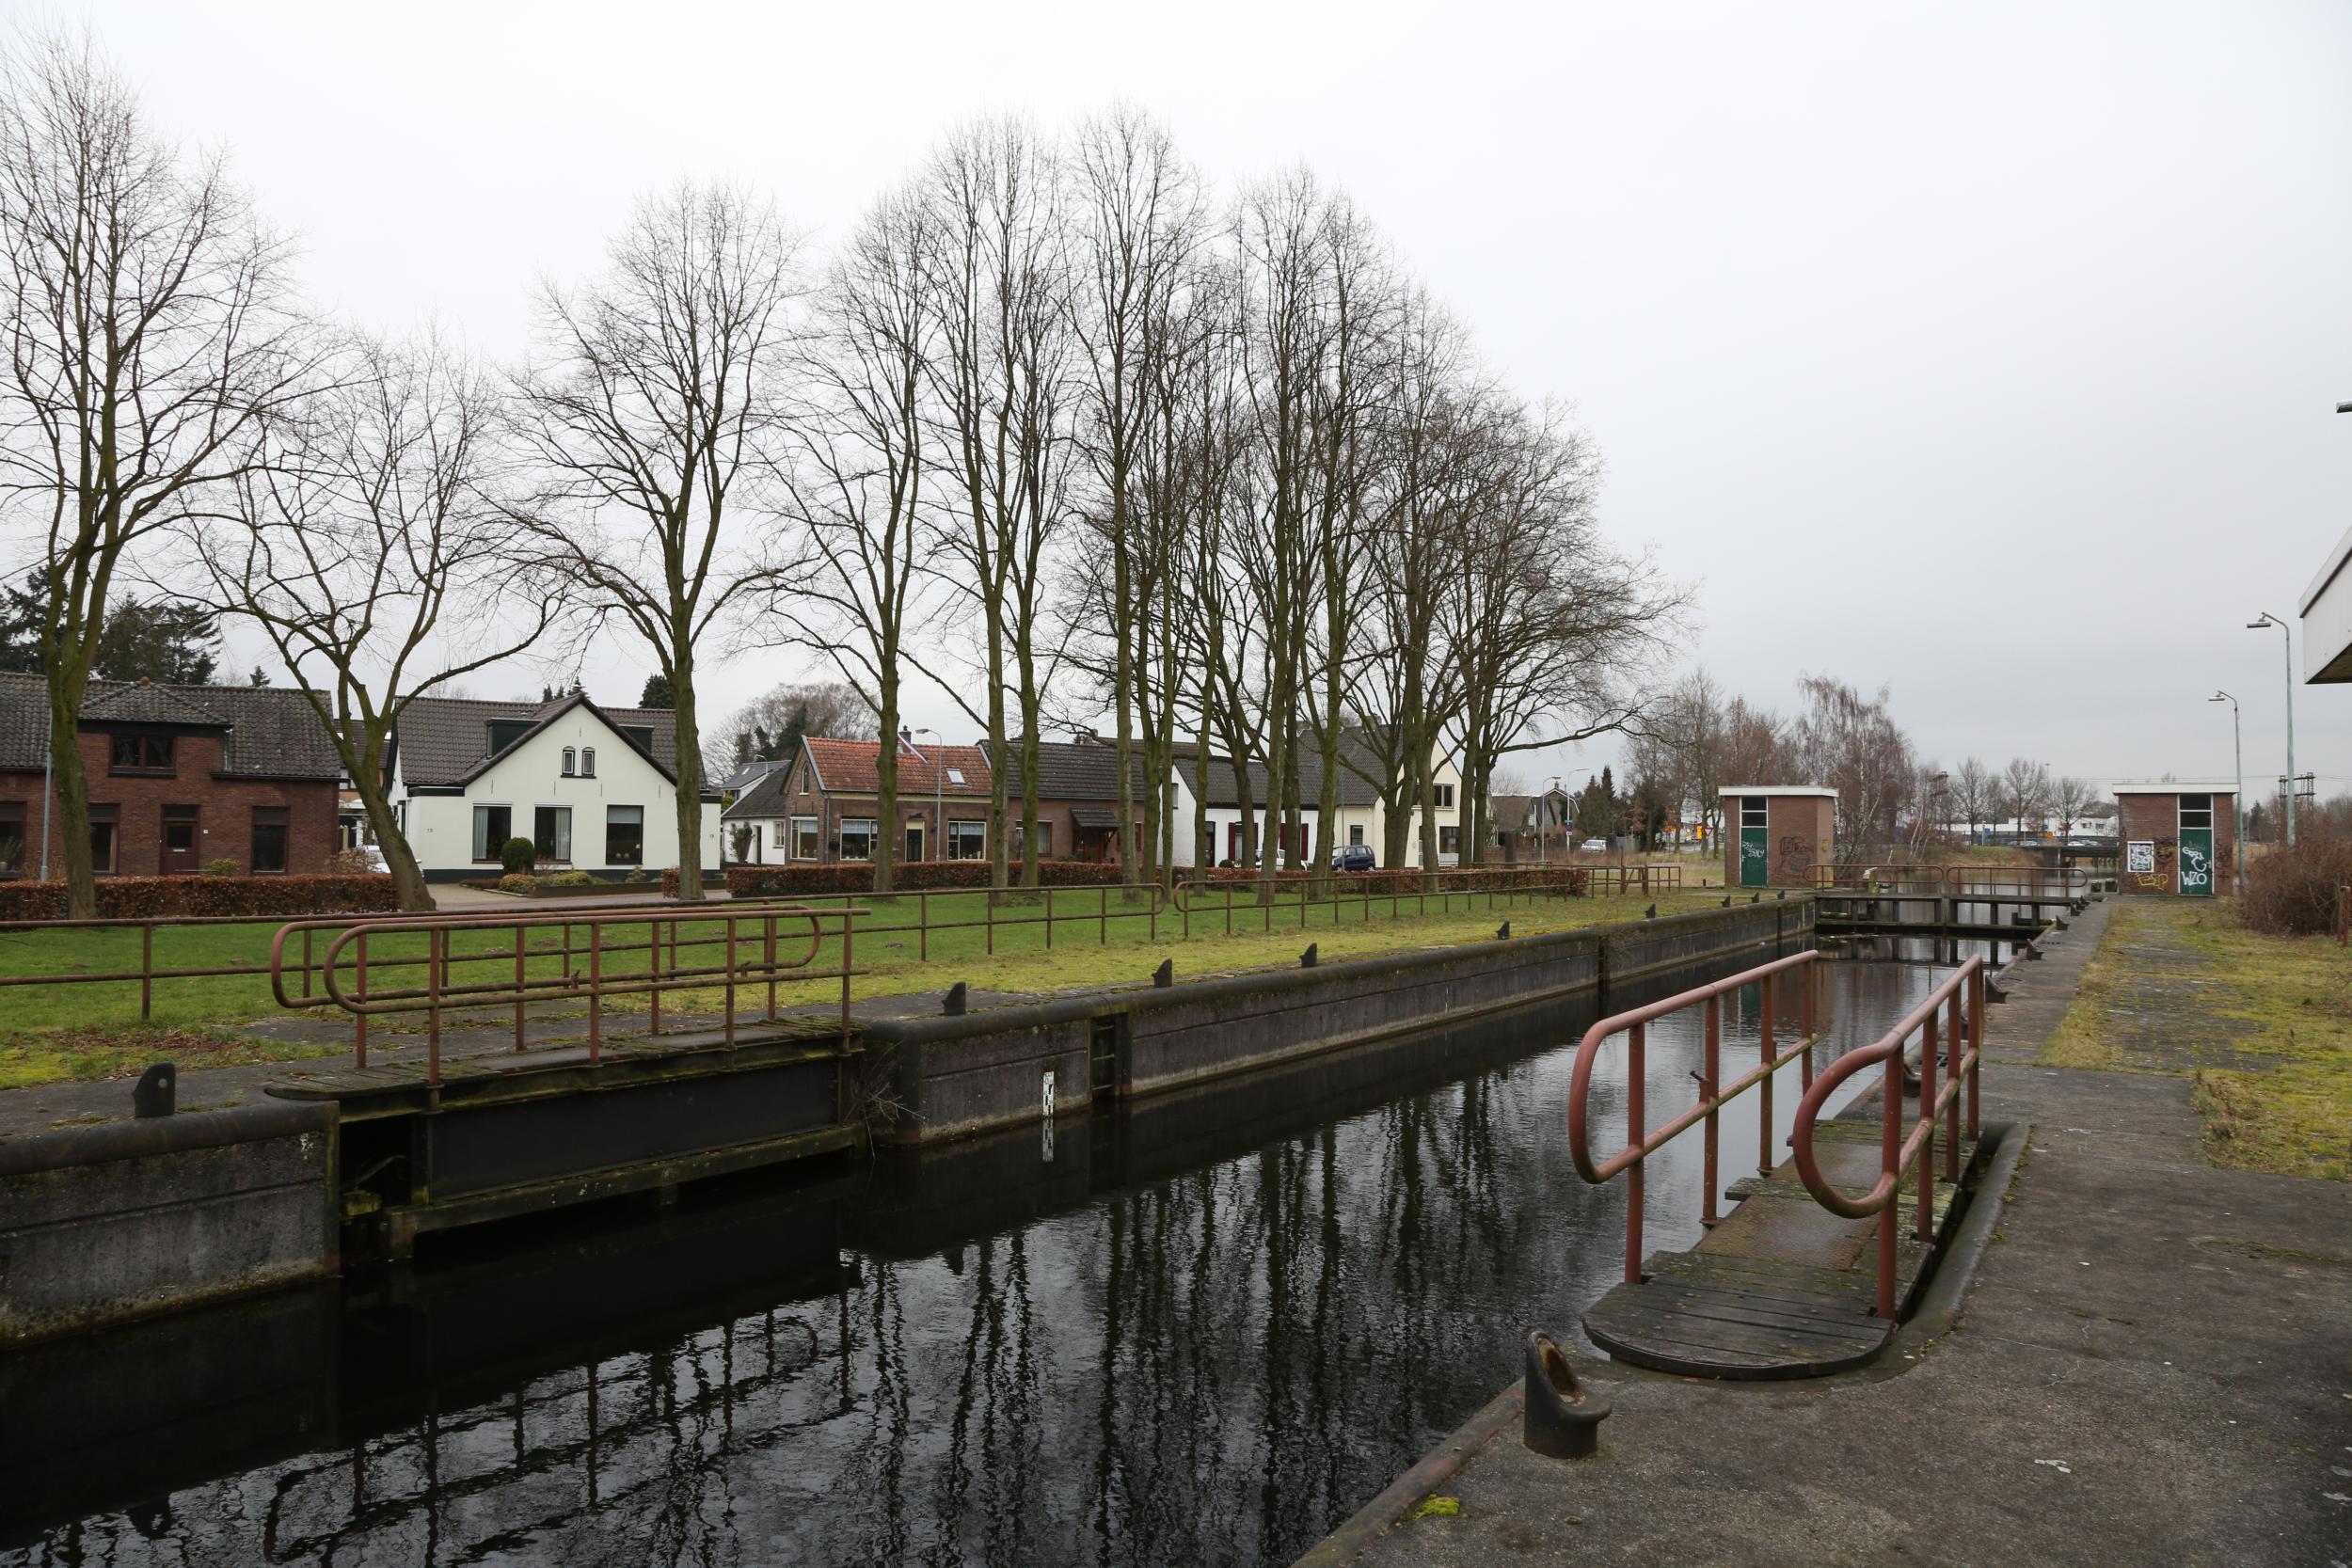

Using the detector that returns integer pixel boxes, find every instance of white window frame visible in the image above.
[838,816,877,862]
[791,816,819,860]
[947,818,987,860]
[581,746,596,778]
[562,747,577,777]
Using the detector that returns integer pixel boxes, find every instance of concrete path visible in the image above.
[1330,898,2352,1568]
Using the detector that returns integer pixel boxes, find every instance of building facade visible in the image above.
[979,737,1147,863]
[0,674,342,879]
[723,735,994,865]
[1718,785,1838,887]
[387,693,719,880]
[2114,784,2236,896]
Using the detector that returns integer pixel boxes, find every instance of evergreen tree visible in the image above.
[639,673,675,708]
[0,576,221,685]
[248,664,269,687]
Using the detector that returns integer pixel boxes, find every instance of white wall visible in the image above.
[395,712,718,875]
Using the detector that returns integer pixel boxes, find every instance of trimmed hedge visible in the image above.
[666,860,1134,897]
[0,873,403,921]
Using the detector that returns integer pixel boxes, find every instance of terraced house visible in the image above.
[0,673,343,877]
[723,733,993,865]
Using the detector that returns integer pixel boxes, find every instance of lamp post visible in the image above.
[2210,691,2244,895]
[2246,613,2296,846]
[914,727,944,863]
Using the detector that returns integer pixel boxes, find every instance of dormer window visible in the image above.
[109,735,174,773]
[486,719,532,756]
[946,768,965,785]
[563,747,577,776]
[582,747,596,777]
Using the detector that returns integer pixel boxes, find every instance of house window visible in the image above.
[0,800,24,876]
[1349,824,1365,847]
[486,720,532,756]
[838,818,877,861]
[563,747,577,776]
[2178,794,2214,830]
[606,805,644,865]
[619,725,655,753]
[791,816,819,859]
[1014,822,1053,859]
[472,804,513,862]
[163,804,199,866]
[1439,825,1461,855]
[947,819,986,860]
[1740,799,1768,829]
[89,803,118,874]
[1433,783,1454,809]
[946,768,966,785]
[534,805,573,863]
[252,807,289,874]
[109,735,173,773]
[581,747,596,777]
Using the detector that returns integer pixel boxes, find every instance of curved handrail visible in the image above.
[1790,953,1982,1218]
[1565,949,1819,1183]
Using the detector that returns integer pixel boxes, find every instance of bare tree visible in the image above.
[772,186,937,892]
[1952,755,1993,844]
[2051,774,2096,844]
[2001,756,2052,842]
[0,30,317,913]
[199,333,556,910]
[511,182,803,901]
[713,680,876,773]
[1788,676,1916,866]
[917,119,1076,888]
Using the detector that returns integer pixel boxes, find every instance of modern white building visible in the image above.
[2300,518,2352,684]
[387,693,721,881]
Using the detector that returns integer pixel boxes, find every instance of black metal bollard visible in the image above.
[1523,1331,1610,1460]
[943,981,968,1017]
[1299,942,1318,969]
[133,1062,176,1119]
[1496,921,1511,940]
[1152,958,1173,988]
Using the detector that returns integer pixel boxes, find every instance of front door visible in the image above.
[2176,794,2215,896]
[1738,798,1769,887]
[905,822,925,864]
[160,806,199,875]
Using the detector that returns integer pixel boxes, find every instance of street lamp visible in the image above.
[2246,613,2296,846]
[2210,691,2244,895]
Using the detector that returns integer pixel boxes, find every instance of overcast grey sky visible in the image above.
[61,0,2352,797]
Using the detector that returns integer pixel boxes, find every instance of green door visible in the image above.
[2177,828,2214,895]
[1738,797,1770,887]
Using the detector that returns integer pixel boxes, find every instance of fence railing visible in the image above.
[1566,951,1821,1288]
[1790,955,1986,1318]
[267,904,865,1087]
[1809,863,2089,899]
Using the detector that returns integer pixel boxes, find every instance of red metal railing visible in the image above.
[1790,955,1986,1319]
[1566,950,1821,1288]
[1809,863,2087,898]
[268,904,864,1087]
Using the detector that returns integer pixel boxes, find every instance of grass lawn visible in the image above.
[2042,899,2351,1180]
[0,883,1727,1089]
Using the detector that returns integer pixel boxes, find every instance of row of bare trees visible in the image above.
[0,30,1678,916]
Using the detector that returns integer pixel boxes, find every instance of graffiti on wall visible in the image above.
[2128,836,2176,892]
[1775,833,1815,880]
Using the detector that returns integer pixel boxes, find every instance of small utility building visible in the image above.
[1718,786,1837,888]
[2113,784,2234,896]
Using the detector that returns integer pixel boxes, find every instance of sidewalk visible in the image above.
[1330,898,2352,1568]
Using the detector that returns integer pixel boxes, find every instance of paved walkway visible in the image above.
[1331,898,2352,1568]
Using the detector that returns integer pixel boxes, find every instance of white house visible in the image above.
[387,692,721,881]
[1168,732,1465,869]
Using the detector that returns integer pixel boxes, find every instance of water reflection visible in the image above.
[1,960,1944,1568]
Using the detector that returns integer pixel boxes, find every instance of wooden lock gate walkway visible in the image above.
[262,903,869,1258]
[1567,949,1991,1378]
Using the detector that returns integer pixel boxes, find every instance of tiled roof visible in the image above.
[979,738,1149,803]
[1173,745,1381,810]
[799,736,993,799]
[396,693,682,787]
[714,755,789,793]
[0,673,344,779]
[723,764,792,821]
[1490,794,1535,832]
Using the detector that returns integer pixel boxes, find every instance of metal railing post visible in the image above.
[513,926,527,1051]
[1968,962,1983,1136]
[427,927,444,1088]
[355,932,369,1068]
[723,915,738,1048]
[1877,1044,1900,1318]
[140,923,152,1021]
[1945,989,1963,1180]
[765,913,778,1020]
[588,922,603,1063]
[1703,994,1721,1227]
[1757,974,1777,1176]
[1625,1021,1646,1284]
[649,914,662,1034]
[1917,1012,1938,1241]
[1800,959,1817,1092]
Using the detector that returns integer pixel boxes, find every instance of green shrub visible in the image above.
[501,836,538,874]
[549,870,596,887]
[0,874,401,919]
[624,867,652,884]
[199,858,240,877]
[499,872,539,895]
[2242,832,2352,936]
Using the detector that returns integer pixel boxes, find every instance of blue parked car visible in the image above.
[1331,844,1376,872]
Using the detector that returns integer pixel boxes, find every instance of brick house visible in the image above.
[723,733,994,865]
[1718,785,1838,887]
[0,673,343,878]
[2113,783,2236,896]
[977,737,1147,863]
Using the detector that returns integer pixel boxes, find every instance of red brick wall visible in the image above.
[0,732,339,877]
[2118,792,2236,895]
[1722,794,1837,886]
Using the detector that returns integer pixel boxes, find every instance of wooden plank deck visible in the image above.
[1581,1116,1979,1380]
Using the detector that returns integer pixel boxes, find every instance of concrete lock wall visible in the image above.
[0,1101,339,1345]
[864,900,1813,1146]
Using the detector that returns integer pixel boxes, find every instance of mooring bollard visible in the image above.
[132,1062,176,1119]
[1152,958,1173,989]
[1523,1331,1610,1459]
[943,980,968,1017]
[1299,942,1318,968]
[1496,920,1511,940]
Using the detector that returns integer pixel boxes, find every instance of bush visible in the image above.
[548,870,596,887]
[0,874,402,920]
[501,836,537,875]
[322,847,375,875]
[625,867,652,884]
[684,859,1131,898]
[199,858,240,877]
[2241,833,2352,937]
[498,872,539,895]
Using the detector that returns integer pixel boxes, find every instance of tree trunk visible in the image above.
[873,668,900,895]
[48,694,94,918]
[669,646,707,902]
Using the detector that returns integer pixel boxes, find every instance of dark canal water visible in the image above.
[1,959,1944,1568]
